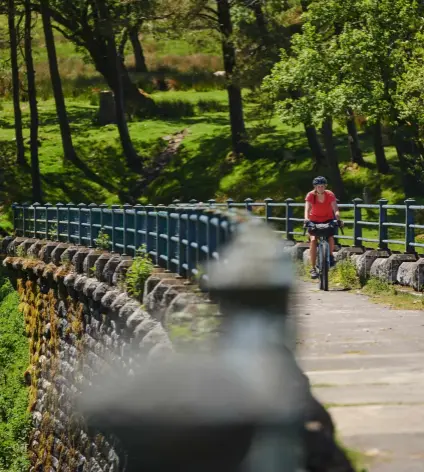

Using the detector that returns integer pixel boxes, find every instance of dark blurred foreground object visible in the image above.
[78,219,354,472]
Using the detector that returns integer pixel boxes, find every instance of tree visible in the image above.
[30,0,157,114]
[262,30,346,198]
[119,20,148,73]
[166,0,248,155]
[216,0,248,155]
[40,0,79,164]
[8,0,25,165]
[24,0,42,202]
[95,0,141,170]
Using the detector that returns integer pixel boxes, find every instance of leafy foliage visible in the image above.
[125,245,154,300]
[0,268,31,471]
[95,228,111,251]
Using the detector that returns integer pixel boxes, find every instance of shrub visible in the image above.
[329,259,360,290]
[125,245,154,300]
[95,228,110,251]
[363,276,396,296]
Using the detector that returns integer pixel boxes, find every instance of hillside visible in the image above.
[0,13,410,233]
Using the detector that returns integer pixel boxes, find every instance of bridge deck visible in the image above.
[295,281,424,472]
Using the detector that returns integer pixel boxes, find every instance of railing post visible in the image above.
[56,203,64,242]
[285,198,294,240]
[44,203,52,240]
[264,198,273,225]
[122,203,132,256]
[145,204,154,255]
[22,203,29,237]
[166,206,175,272]
[88,203,97,248]
[99,203,108,229]
[177,207,185,277]
[12,202,18,235]
[208,199,216,208]
[110,204,120,253]
[405,198,416,254]
[156,204,166,266]
[244,198,253,213]
[378,198,388,250]
[352,198,363,247]
[226,198,234,210]
[66,203,74,244]
[33,202,40,239]
[77,203,86,246]
[186,208,196,278]
[134,204,143,256]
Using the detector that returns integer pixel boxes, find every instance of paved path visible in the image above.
[294,281,424,472]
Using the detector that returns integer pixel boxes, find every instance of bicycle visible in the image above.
[303,220,344,291]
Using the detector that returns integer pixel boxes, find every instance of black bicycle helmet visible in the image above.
[312,176,327,186]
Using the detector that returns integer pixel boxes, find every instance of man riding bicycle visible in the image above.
[304,176,343,279]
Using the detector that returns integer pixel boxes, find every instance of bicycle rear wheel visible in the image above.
[318,242,329,291]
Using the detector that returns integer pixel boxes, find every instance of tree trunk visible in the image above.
[95,0,141,171]
[321,117,346,199]
[249,1,270,46]
[86,37,155,116]
[304,124,326,167]
[25,0,42,202]
[346,110,365,166]
[40,0,78,163]
[216,0,248,156]
[370,122,390,174]
[393,126,421,197]
[8,0,25,166]
[129,27,148,73]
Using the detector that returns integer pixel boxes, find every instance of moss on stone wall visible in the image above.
[0,268,31,472]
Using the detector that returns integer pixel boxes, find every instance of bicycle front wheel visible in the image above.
[319,242,329,291]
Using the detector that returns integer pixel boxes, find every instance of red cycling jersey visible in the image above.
[305,190,336,223]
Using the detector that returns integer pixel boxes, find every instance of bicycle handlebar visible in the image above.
[302,220,344,236]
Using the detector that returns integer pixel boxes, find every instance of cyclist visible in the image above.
[304,176,343,279]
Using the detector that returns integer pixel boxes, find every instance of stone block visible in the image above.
[51,243,71,265]
[72,248,91,273]
[370,253,417,283]
[112,259,133,286]
[39,242,60,263]
[83,250,102,276]
[144,279,185,319]
[303,248,311,266]
[397,257,424,291]
[61,246,78,265]
[94,253,113,280]
[292,242,310,261]
[334,246,364,262]
[355,250,390,280]
[102,256,122,284]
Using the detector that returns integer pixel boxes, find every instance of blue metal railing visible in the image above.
[11,197,424,278]
[11,201,236,279]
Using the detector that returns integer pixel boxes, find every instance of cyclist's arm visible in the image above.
[304,201,312,220]
[331,200,341,221]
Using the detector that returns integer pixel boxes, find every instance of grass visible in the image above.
[0,12,420,237]
[0,267,31,471]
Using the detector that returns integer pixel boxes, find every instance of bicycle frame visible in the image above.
[303,221,343,291]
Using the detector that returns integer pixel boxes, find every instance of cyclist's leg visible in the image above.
[308,232,319,278]
[310,236,318,267]
[329,235,335,255]
[328,235,336,267]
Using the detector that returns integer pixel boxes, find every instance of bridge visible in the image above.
[8,199,424,471]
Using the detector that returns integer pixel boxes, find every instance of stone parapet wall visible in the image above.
[292,240,424,291]
[1,236,218,471]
